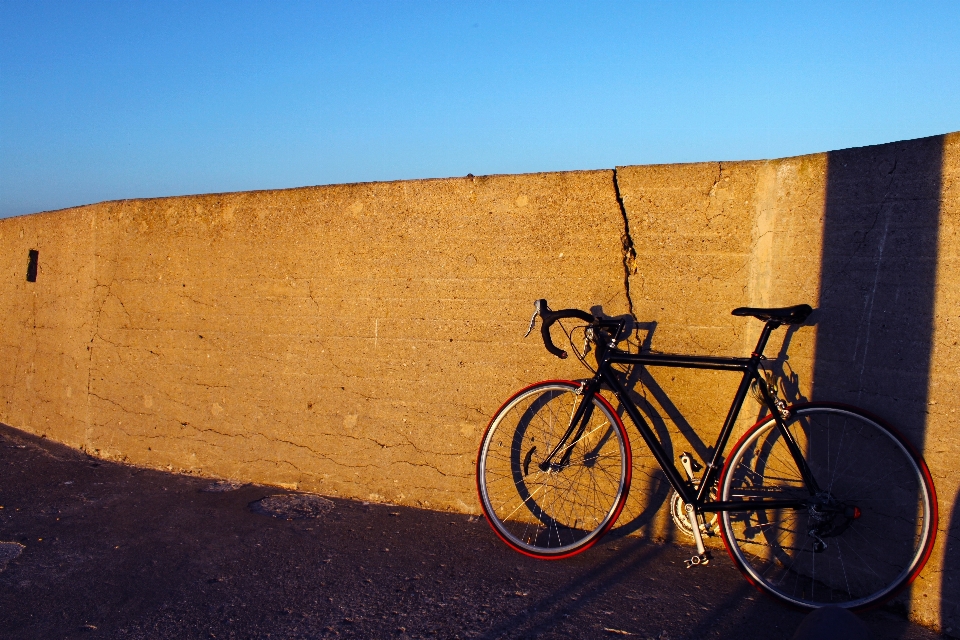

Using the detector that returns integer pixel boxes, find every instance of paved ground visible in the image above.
[0,424,944,639]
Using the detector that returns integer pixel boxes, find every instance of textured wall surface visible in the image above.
[0,171,629,514]
[1,133,958,631]
[615,135,960,632]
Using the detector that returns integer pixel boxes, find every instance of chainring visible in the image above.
[669,488,718,539]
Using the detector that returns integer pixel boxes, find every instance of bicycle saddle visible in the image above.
[731,304,813,324]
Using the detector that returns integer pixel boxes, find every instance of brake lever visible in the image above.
[524,307,539,338]
[524,299,547,338]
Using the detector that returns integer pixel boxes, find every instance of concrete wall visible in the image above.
[0,171,629,511]
[1,133,958,631]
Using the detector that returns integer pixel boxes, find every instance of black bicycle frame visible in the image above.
[541,319,817,515]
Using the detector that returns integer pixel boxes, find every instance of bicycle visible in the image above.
[476,300,938,611]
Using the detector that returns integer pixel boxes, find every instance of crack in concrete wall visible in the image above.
[612,168,638,317]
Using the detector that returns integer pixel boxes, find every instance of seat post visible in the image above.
[751,320,781,358]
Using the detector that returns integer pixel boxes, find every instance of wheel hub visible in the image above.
[806,492,861,552]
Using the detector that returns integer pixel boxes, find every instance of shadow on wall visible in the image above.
[813,135,944,627]
[947,497,960,636]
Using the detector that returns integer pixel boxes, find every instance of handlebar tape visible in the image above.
[536,300,594,359]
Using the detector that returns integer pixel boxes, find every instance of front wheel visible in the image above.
[476,380,632,558]
[718,403,937,610]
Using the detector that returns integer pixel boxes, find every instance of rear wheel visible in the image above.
[477,381,631,558]
[719,403,937,610]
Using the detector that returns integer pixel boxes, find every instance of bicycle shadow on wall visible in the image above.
[747,322,809,422]
[565,306,768,544]
[575,310,811,544]
[505,309,681,546]
[583,314,677,543]
[812,135,945,631]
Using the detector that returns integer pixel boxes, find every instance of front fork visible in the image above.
[538,380,597,472]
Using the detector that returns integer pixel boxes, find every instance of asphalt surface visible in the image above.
[0,423,944,639]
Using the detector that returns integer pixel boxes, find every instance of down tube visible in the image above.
[599,368,694,503]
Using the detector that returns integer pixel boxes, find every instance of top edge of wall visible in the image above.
[6,167,619,221]
[10,130,959,221]
[616,130,959,172]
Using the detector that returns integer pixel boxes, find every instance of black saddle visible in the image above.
[731,304,813,325]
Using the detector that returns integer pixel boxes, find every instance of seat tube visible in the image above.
[751,320,822,495]
[696,320,780,502]
[698,366,756,502]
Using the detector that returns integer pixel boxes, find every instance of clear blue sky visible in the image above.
[2,1,959,218]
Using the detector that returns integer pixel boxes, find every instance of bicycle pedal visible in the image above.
[684,552,711,569]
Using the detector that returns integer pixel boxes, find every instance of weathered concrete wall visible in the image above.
[1,133,958,631]
[616,134,960,632]
[610,154,828,544]
[0,171,629,513]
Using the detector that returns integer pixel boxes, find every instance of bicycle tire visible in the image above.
[718,402,937,610]
[476,380,632,558]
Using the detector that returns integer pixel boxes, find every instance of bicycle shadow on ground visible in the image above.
[472,528,815,640]
[473,535,670,640]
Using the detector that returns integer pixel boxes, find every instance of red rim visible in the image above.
[475,380,632,560]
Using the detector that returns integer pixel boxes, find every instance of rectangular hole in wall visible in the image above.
[26,249,38,282]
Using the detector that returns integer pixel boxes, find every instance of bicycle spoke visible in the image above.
[478,382,629,557]
[720,405,935,610]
